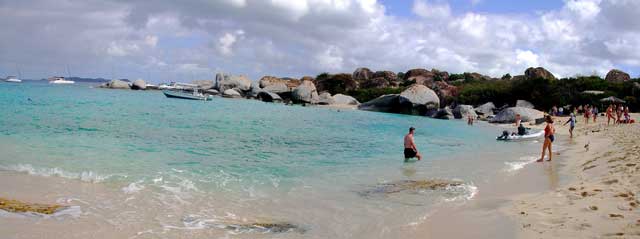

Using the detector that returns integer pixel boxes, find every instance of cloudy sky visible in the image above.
[1,0,639,82]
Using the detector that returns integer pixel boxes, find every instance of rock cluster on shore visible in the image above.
[94,66,638,124]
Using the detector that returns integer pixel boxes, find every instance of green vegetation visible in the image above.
[456,76,640,111]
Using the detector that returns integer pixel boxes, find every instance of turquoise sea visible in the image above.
[0,82,541,238]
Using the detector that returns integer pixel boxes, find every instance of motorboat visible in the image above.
[5,76,21,83]
[162,83,212,101]
[496,129,544,141]
[48,77,75,84]
[163,90,212,101]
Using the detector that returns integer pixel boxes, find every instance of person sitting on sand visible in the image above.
[537,115,555,162]
[404,127,422,161]
[563,113,576,138]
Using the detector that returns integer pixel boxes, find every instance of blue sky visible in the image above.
[380,0,565,16]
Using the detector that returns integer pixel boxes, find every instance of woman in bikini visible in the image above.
[537,115,555,162]
[606,105,614,125]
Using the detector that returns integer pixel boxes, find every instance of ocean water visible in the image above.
[0,82,540,238]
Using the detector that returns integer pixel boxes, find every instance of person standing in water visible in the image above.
[404,127,422,161]
[537,115,555,162]
[563,113,576,138]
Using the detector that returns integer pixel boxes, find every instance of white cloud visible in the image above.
[412,0,451,19]
[144,35,158,47]
[516,49,540,67]
[315,45,344,71]
[566,0,601,20]
[0,0,639,82]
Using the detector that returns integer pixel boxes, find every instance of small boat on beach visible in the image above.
[48,77,75,84]
[162,83,212,101]
[496,129,544,141]
[4,76,21,83]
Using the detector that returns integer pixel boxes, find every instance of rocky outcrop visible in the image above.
[359,179,464,197]
[474,102,496,116]
[525,67,556,80]
[292,79,319,103]
[453,105,477,119]
[222,89,242,98]
[431,107,454,120]
[216,74,251,93]
[403,68,436,85]
[131,79,146,90]
[352,67,373,82]
[465,72,493,81]
[317,92,335,105]
[516,100,535,109]
[314,73,358,93]
[192,80,214,90]
[358,70,400,89]
[605,69,631,83]
[358,94,401,113]
[204,89,219,95]
[333,94,359,105]
[257,91,282,103]
[431,81,459,106]
[0,197,64,214]
[399,84,440,115]
[101,79,130,89]
[489,107,544,124]
[259,76,290,93]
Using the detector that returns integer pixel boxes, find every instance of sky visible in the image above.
[0,0,639,83]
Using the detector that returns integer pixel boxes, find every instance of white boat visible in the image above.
[5,76,21,83]
[48,77,75,84]
[496,129,544,141]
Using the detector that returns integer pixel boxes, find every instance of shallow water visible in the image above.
[0,82,541,238]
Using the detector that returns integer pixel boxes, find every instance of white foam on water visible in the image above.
[443,183,479,202]
[122,180,145,194]
[0,164,115,183]
[504,156,539,173]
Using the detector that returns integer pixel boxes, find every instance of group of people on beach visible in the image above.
[606,104,632,125]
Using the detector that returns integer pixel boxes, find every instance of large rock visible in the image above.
[192,80,214,90]
[525,67,556,80]
[453,105,477,119]
[474,102,496,116]
[204,89,219,95]
[431,107,454,120]
[352,68,373,82]
[361,71,399,89]
[216,74,251,93]
[465,72,493,81]
[431,81,459,106]
[102,79,130,89]
[489,107,544,124]
[314,73,358,93]
[317,92,335,105]
[333,94,359,105]
[605,69,631,83]
[131,79,146,90]
[516,100,535,109]
[259,76,290,93]
[222,89,242,98]
[358,94,401,113]
[257,91,282,102]
[292,79,319,103]
[399,84,440,115]
[403,68,436,85]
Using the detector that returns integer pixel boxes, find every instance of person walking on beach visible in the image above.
[592,106,598,123]
[607,105,614,125]
[537,115,555,162]
[404,127,422,161]
[563,113,576,138]
[584,105,591,124]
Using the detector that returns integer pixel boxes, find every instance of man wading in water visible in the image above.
[404,127,422,161]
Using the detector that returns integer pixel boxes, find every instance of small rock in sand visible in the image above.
[609,214,624,218]
[589,206,598,211]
